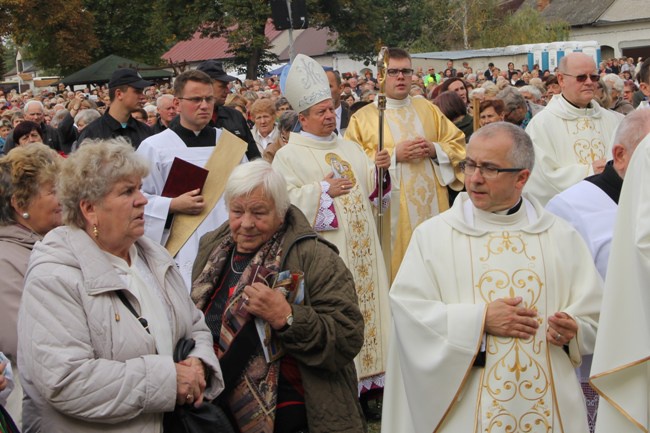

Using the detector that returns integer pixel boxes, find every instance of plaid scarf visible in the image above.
[192,227,286,433]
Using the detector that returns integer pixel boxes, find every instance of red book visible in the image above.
[161,157,209,198]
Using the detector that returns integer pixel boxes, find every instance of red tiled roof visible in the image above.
[163,19,283,63]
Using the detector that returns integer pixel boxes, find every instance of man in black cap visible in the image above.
[195,60,260,160]
[77,68,154,149]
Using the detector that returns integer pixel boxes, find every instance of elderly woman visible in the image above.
[17,138,223,433]
[263,110,298,163]
[0,144,62,428]
[478,99,506,127]
[12,121,43,147]
[250,98,279,155]
[191,159,365,433]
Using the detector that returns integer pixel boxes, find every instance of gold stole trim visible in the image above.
[384,105,448,279]
[165,130,247,257]
[589,356,650,433]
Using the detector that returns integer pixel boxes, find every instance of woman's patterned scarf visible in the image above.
[192,226,287,433]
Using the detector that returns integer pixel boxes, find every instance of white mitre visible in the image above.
[282,54,331,112]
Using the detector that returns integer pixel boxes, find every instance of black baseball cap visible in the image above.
[108,68,153,89]
[196,60,237,82]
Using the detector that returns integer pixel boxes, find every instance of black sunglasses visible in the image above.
[562,73,599,83]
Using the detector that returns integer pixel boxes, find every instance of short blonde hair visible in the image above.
[58,137,149,228]
[250,98,276,118]
[0,143,62,225]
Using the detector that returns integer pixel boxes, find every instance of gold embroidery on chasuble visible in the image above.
[386,106,440,275]
[470,231,554,433]
[326,152,383,377]
[570,118,607,165]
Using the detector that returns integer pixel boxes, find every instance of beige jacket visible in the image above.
[0,224,40,364]
[18,226,223,433]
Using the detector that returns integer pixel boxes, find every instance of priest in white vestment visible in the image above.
[590,132,650,433]
[525,53,622,206]
[272,54,392,393]
[345,48,466,281]
[383,122,602,433]
[138,70,247,289]
[546,109,650,431]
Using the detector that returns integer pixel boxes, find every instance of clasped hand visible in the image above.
[175,356,206,407]
[485,297,577,346]
[395,137,435,162]
[242,282,292,330]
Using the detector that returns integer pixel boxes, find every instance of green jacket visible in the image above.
[192,205,366,433]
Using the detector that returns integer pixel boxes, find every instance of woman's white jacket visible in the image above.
[17,226,223,433]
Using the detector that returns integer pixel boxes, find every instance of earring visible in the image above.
[93,224,99,238]
[22,212,30,219]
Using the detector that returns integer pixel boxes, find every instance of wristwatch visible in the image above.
[278,310,294,332]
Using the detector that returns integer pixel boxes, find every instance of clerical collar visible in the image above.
[170,122,216,147]
[492,198,523,215]
[585,160,623,204]
[383,96,411,109]
[300,130,336,142]
[561,94,592,110]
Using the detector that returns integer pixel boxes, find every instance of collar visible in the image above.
[585,160,623,204]
[299,130,336,142]
[561,94,592,110]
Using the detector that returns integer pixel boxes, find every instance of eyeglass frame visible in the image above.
[561,72,600,83]
[386,68,414,77]
[459,160,525,179]
[177,96,215,105]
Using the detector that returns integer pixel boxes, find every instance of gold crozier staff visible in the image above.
[376,46,389,245]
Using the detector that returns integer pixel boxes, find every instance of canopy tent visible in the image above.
[60,54,172,86]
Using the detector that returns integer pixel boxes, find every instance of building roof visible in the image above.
[521,0,616,26]
[598,0,650,23]
[162,20,283,63]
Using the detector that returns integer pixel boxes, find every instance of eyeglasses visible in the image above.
[386,68,414,77]
[562,73,599,83]
[459,161,525,179]
[177,96,215,105]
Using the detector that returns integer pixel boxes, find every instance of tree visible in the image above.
[410,0,502,52]
[4,0,99,75]
[479,6,570,47]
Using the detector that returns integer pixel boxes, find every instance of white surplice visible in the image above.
[382,193,602,433]
[591,134,650,433]
[137,127,246,290]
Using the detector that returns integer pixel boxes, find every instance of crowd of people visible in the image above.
[0,48,649,433]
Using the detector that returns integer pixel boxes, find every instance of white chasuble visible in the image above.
[382,193,602,433]
[345,96,466,280]
[525,95,621,205]
[591,135,650,433]
[272,133,390,383]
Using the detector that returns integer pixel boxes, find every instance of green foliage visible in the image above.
[478,6,570,47]
[8,0,98,75]
[0,0,572,78]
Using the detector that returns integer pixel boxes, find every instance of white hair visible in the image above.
[24,100,44,112]
[224,159,290,218]
[603,73,624,93]
[143,105,158,115]
[156,94,174,109]
[518,85,542,100]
